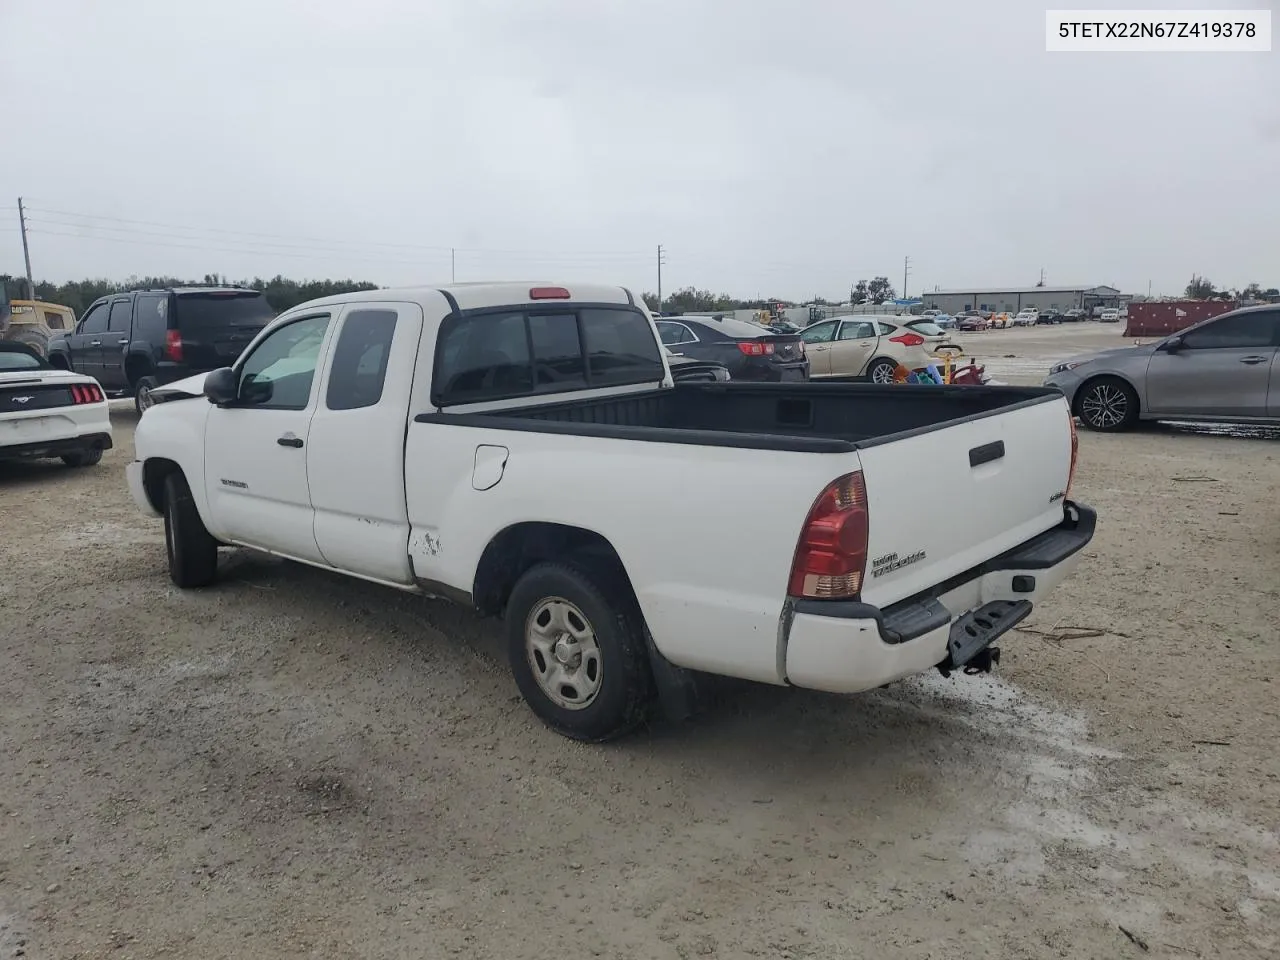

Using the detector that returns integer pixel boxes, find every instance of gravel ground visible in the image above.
[2,324,1277,959]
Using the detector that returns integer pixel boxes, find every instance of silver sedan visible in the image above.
[1042,305,1280,431]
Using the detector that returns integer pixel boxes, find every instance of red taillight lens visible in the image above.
[164,329,183,362]
[889,332,926,347]
[737,340,776,356]
[787,472,870,600]
[71,383,102,404]
[529,286,571,300]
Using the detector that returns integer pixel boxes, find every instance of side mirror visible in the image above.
[203,367,238,405]
[1161,336,1184,353]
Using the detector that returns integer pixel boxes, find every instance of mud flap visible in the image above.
[645,629,701,723]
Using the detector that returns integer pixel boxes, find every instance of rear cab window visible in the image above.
[433,305,663,406]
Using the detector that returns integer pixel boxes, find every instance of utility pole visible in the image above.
[902,255,911,299]
[17,198,34,299]
[656,244,665,313]
[451,248,456,283]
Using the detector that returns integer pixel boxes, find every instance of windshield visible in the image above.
[0,344,48,371]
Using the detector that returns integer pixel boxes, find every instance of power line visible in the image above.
[24,203,654,260]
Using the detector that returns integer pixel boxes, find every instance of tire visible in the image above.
[1076,376,1139,432]
[11,328,50,358]
[866,357,898,384]
[61,447,103,467]
[505,561,653,741]
[163,471,218,588]
[134,375,158,416]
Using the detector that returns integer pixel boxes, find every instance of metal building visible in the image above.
[920,285,1125,315]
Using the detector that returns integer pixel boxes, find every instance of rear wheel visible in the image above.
[867,357,898,384]
[11,328,50,358]
[61,446,103,467]
[1076,376,1139,432]
[505,562,653,741]
[134,376,158,415]
[163,472,218,587]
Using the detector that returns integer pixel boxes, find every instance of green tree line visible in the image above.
[1,273,379,318]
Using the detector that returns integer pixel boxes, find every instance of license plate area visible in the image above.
[946,599,1032,668]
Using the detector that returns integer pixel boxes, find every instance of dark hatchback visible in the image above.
[654,316,808,381]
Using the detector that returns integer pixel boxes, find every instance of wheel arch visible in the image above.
[141,457,185,514]
[1072,372,1142,418]
[125,352,155,387]
[472,521,634,619]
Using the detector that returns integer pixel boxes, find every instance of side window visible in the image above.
[434,312,533,403]
[1181,312,1278,350]
[838,321,876,341]
[529,313,587,387]
[580,308,665,386]
[877,322,897,335]
[326,309,399,411]
[800,321,835,344]
[43,311,66,330]
[107,299,133,333]
[236,314,331,410]
[79,303,108,335]
[133,294,168,343]
[657,321,692,346]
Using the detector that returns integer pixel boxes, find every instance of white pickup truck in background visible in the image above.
[127,282,1095,741]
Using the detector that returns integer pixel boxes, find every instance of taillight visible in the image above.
[164,329,183,362]
[738,340,776,356]
[787,472,870,600]
[71,383,103,404]
[889,332,926,347]
[1066,412,1079,497]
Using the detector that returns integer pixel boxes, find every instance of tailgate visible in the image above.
[856,395,1075,608]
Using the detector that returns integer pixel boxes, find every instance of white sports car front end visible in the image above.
[0,343,113,467]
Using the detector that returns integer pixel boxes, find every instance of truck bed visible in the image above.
[416,382,1062,452]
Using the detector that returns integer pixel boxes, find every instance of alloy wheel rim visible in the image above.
[1081,384,1127,428]
[871,363,895,384]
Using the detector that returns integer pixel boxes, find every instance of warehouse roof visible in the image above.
[923,285,1121,296]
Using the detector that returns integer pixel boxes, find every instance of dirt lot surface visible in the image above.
[2,323,1277,959]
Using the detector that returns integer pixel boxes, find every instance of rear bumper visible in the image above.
[0,430,113,462]
[783,501,1097,693]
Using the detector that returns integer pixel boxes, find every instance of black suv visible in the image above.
[49,287,275,413]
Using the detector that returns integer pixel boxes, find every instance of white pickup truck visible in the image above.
[126,282,1095,741]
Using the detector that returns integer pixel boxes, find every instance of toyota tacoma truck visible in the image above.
[125,282,1095,741]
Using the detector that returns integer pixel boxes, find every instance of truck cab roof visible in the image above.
[293,282,639,314]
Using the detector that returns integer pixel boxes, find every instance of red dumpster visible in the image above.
[1124,300,1237,337]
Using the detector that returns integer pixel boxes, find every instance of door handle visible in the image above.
[117,339,129,345]
[969,440,1005,468]
[89,340,101,346]
[1239,356,1269,364]
[276,435,304,448]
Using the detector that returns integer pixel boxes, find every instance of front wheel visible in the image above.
[866,357,898,384]
[163,471,218,587]
[505,562,653,741]
[1076,377,1139,432]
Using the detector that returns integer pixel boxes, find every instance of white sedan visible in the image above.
[1,341,112,467]
[1012,310,1039,327]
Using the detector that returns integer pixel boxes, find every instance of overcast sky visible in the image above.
[2,0,1276,300]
